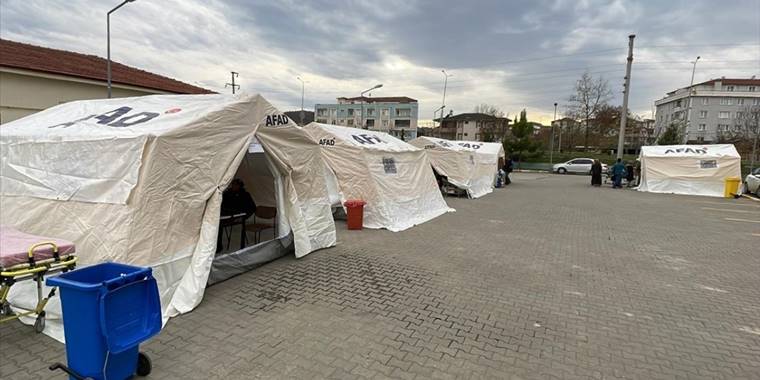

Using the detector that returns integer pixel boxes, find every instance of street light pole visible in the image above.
[107,0,135,99]
[360,84,383,129]
[440,70,453,131]
[297,76,305,125]
[684,56,701,143]
[550,102,558,165]
[616,34,635,160]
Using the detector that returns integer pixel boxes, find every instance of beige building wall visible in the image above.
[0,68,170,124]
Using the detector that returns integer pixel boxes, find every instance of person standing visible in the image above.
[503,157,514,186]
[611,158,627,189]
[625,162,635,187]
[590,159,603,187]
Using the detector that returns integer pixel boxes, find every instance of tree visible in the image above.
[567,72,613,151]
[734,104,760,170]
[473,104,505,117]
[657,122,684,145]
[503,109,541,162]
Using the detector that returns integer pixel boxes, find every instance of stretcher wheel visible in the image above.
[0,302,12,316]
[136,352,152,376]
[34,311,46,333]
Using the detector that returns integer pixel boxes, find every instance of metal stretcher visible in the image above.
[0,226,77,333]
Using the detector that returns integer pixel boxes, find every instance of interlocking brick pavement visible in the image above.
[2,173,759,379]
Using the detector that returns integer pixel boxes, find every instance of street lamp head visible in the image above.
[373,84,383,90]
[554,102,558,107]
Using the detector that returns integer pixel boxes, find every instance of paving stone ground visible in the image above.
[2,172,759,379]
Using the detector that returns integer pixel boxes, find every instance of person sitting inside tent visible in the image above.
[221,179,257,217]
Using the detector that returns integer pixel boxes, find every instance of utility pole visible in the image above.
[225,71,240,94]
[617,34,635,160]
[550,102,558,165]
[684,56,701,144]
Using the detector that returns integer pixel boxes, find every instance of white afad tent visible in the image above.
[637,144,742,197]
[409,136,502,198]
[0,93,313,340]
[257,123,453,232]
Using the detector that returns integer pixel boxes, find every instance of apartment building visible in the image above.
[314,96,418,140]
[434,113,510,141]
[654,77,760,143]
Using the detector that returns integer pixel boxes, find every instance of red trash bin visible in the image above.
[344,200,366,230]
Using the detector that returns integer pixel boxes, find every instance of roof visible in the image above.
[0,39,213,94]
[435,113,511,122]
[337,96,417,104]
[284,110,314,126]
[696,78,760,86]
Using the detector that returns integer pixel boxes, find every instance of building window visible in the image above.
[395,108,411,117]
[675,99,682,108]
[734,125,742,132]
[701,98,709,105]
[717,124,729,131]
[382,120,388,127]
[737,111,744,119]
[737,98,745,105]
[718,111,730,119]
[338,119,346,125]
[698,124,706,131]
[317,118,328,123]
[464,133,468,137]
[755,99,760,105]
[381,108,389,117]
[697,136,705,142]
[366,119,375,128]
[720,98,732,105]
[726,85,735,92]
[316,108,328,117]
[699,110,708,118]
[347,119,354,126]
[395,119,411,128]
[347,109,354,116]
[749,86,756,92]
[366,108,375,117]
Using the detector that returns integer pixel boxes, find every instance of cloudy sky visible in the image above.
[2,0,759,124]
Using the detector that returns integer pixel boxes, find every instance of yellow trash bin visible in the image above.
[724,177,741,198]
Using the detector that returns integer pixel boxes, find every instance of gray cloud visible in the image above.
[1,0,759,123]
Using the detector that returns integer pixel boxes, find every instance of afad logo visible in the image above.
[664,146,708,154]
[265,114,290,127]
[49,106,166,129]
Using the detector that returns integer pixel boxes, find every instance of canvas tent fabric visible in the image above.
[253,129,338,258]
[257,123,453,233]
[637,144,742,197]
[0,93,288,340]
[409,136,497,198]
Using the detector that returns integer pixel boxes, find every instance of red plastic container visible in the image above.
[344,200,366,230]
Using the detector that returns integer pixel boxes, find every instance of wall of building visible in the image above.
[314,101,419,140]
[0,69,168,124]
[654,82,760,143]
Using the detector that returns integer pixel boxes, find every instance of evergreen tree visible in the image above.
[503,109,540,162]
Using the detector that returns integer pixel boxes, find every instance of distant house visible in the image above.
[434,113,511,141]
[284,110,314,126]
[0,39,213,124]
[315,96,419,140]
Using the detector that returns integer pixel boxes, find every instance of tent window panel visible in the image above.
[382,157,397,174]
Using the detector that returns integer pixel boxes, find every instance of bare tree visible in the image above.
[735,104,760,170]
[473,104,505,117]
[567,72,613,151]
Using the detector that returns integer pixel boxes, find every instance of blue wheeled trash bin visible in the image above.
[46,262,162,380]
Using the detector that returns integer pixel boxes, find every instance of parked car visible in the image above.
[552,158,607,174]
[744,167,760,196]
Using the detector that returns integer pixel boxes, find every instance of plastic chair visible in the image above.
[246,207,277,243]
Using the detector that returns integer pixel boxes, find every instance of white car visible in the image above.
[744,167,760,196]
[553,158,606,174]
